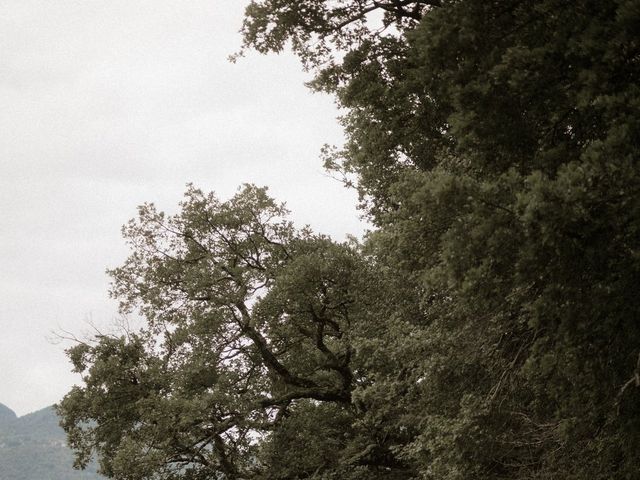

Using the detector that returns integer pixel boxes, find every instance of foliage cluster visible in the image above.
[59,1,640,479]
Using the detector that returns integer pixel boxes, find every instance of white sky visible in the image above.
[0,0,364,416]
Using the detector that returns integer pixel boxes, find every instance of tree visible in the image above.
[58,185,370,479]
[241,1,640,478]
[60,1,640,479]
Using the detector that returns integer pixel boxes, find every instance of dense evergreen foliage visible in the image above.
[0,403,102,480]
[59,1,640,479]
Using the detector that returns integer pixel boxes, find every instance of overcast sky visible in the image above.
[0,0,364,416]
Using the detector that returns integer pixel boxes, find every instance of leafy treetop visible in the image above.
[58,185,367,479]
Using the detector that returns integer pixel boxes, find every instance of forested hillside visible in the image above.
[0,403,101,480]
[57,1,640,479]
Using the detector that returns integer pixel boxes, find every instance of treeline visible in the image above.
[58,2,640,479]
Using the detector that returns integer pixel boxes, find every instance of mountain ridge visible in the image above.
[0,403,17,424]
[0,402,102,480]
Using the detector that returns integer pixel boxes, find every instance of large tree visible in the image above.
[60,1,640,479]
[58,185,379,479]
[241,1,640,478]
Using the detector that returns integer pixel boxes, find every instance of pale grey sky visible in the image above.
[0,0,364,416]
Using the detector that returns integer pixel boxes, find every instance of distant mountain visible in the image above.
[0,403,103,480]
[0,404,17,425]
